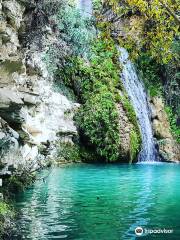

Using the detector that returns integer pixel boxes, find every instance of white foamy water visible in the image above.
[118,47,158,162]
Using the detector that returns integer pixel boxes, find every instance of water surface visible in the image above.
[14,164,180,239]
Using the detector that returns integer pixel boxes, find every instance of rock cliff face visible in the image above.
[150,97,180,162]
[0,0,78,174]
[117,101,135,161]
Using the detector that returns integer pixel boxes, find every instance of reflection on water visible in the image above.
[14,164,180,239]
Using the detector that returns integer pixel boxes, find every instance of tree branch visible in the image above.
[159,0,180,25]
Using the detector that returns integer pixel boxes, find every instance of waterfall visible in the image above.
[118,47,158,162]
[76,0,158,162]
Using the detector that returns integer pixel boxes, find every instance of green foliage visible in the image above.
[119,94,141,161]
[73,36,121,162]
[57,56,84,98]
[0,202,8,217]
[120,94,139,129]
[52,2,141,162]
[57,23,141,162]
[3,173,36,195]
[76,89,120,162]
[44,2,95,75]
[56,5,95,55]
[102,0,179,63]
[57,142,82,163]
[58,36,120,102]
[136,53,163,97]
[164,40,180,116]
[57,142,99,163]
[0,201,14,238]
[0,201,8,236]
[58,35,122,161]
[92,0,102,11]
[130,130,140,163]
[165,106,180,143]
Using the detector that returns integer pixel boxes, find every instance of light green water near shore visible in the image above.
[14,163,180,239]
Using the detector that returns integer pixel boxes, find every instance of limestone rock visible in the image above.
[2,0,24,29]
[159,139,180,162]
[20,91,40,105]
[0,0,79,173]
[0,88,24,124]
[151,97,172,139]
[101,8,144,44]
[117,101,134,162]
[0,117,19,154]
[0,88,23,107]
[150,97,180,162]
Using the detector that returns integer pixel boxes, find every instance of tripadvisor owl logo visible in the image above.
[135,226,144,236]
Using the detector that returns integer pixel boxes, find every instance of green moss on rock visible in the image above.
[0,201,14,239]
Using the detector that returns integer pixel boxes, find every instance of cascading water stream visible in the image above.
[118,47,158,162]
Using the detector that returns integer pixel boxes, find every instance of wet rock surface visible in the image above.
[151,97,180,162]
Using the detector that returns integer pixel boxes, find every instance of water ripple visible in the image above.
[14,164,180,239]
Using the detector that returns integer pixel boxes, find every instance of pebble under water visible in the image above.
[14,164,180,239]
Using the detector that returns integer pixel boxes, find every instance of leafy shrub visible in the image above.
[56,142,99,163]
[0,202,8,217]
[0,201,14,239]
[44,2,95,77]
[57,26,141,162]
[130,130,141,163]
[165,106,180,143]
[56,5,95,55]
[92,0,102,11]
[76,88,120,162]
[136,53,163,97]
[164,40,180,116]
[73,36,121,162]
[58,36,120,101]
[57,142,82,163]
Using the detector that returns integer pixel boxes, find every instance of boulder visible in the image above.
[117,100,137,162]
[159,139,180,162]
[0,88,24,124]
[2,0,24,29]
[151,97,172,139]
[150,97,180,162]
[20,91,40,105]
[0,88,23,107]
